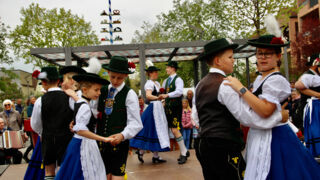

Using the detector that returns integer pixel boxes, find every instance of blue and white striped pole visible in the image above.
[108,0,113,44]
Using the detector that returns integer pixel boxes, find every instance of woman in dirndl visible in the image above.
[224,15,320,180]
[130,62,170,163]
[295,54,320,158]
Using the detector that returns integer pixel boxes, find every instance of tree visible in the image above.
[9,3,100,68]
[291,17,320,71]
[0,67,23,100]
[226,0,293,38]
[0,18,12,64]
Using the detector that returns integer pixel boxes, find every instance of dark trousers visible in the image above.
[0,149,22,164]
[195,138,245,180]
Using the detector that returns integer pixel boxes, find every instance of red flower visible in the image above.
[32,70,40,78]
[128,62,136,69]
[160,88,165,94]
[270,37,284,45]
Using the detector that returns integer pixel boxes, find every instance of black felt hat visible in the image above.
[73,73,109,85]
[145,66,160,71]
[166,61,179,69]
[199,38,239,61]
[102,56,133,74]
[59,66,86,75]
[38,66,60,80]
[247,35,289,48]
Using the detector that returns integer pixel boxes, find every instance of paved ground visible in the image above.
[0,150,203,180]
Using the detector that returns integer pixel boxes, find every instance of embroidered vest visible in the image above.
[97,85,130,137]
[165,76,182,107]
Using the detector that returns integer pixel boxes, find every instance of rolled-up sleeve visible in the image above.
[31,98,43,135]
[121,90,143,140]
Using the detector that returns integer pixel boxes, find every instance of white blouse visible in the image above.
[253,73,291,111]
[300,74,320,89]
[145,80,160,92]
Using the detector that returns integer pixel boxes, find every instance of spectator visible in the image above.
[27,96,36,118]
[181,99,194,152]
[0,99,22,130]
[15,98,24,115]
[138,96,148,116]
[0,117,23,164]
[187,90,193,108]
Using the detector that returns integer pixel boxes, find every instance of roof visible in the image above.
[30,39,256,66]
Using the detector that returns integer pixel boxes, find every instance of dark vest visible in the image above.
[74,102,97,133]
[41,90,73,136]
[196,73,244,147]
[165,75,182,107]
[300,70,320,105]
[97,85,130,137]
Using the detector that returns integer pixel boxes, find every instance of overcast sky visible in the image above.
[0,0,173,72]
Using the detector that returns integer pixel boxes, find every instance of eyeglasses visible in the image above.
[256,52,275,58]
[4,104,11,107]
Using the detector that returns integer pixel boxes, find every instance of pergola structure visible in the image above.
[30,40,289,96]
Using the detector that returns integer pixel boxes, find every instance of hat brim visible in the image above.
[145,68,160,71]
[60,66,86,75]
[199,44,239,61]
[102,64,133,74]
[73,74,109,85]
[247,40,290,48]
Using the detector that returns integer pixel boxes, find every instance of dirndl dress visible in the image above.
[55,99,106,180]
[304,99,320,157]
[130,101,170,152]
[267,124,320,180]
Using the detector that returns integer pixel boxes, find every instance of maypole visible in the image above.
[100,0,122,44]
[108,0,113,44]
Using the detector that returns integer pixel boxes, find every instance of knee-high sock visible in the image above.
[176,136,187,156]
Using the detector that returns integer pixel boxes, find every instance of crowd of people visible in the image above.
[1,17,320,180]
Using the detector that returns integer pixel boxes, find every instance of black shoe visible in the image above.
[136,151,144,163]
[152,157,167,163]
[23,155,30,163]
[178,155,187,164]
[177,151,190,161]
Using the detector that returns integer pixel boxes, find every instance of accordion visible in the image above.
[0,130,26,149]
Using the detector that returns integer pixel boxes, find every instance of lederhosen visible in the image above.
[97,85,130,176]
[296,70,320,132]
[41,91,73,165]
[164,76,183,129]
[195,73,245,180]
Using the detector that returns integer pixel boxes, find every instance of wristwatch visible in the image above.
[239,87,247,96]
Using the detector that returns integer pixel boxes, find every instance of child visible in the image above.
[55,72,113,180]
[225,31,320,179]
[193,38,289,180]
[130,62,170,164]
[181,99,193,151]
[98,56,143,180]
[31,67,74,179]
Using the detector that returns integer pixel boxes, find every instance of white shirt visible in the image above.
[145,80,160,92]
[69,90,99,118]
[106,82,143,140]
[162,73,184,98]
[31,87,62,135]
